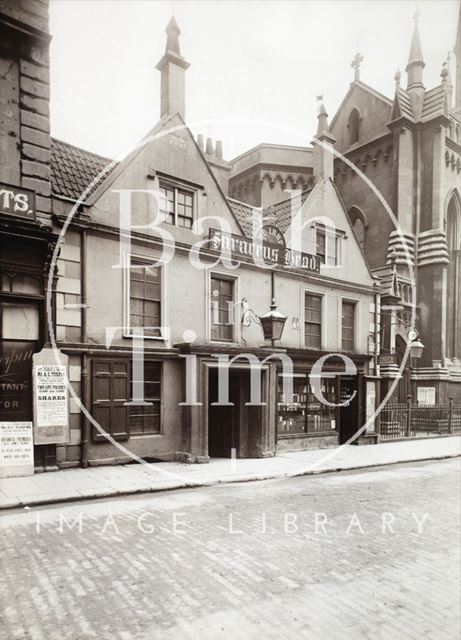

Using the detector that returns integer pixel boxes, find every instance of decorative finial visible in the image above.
[165,16,181,54]
[351,53,364,82]
[441,61,449,83]
[394,69,401,89]
[316,98,329,136]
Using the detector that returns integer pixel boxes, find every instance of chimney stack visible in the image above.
[156,17,190,120]
[197,134,204,152]
[215,140,223,160]
[206,137,214,156]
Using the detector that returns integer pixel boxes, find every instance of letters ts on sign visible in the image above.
[0,183,36,221]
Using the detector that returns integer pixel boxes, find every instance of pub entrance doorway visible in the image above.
[207,368,265,458]
[338,376,359,444]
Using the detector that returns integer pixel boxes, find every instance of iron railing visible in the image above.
[379,397,461,440]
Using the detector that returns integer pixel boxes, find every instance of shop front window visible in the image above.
[0,301,40,421]
[277,373,337,435]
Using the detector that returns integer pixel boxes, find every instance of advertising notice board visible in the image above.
[0,422,34,478]
[33,348,69,445]
[417,386,436,406]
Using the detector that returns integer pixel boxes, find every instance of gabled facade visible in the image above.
[43,20,379,469]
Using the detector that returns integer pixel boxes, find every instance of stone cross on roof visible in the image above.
[351,53,364,81]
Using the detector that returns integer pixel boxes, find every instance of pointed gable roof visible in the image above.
[390,88,416,122]
[389,84,450,125]
[421,85,449,121]
[330,80,392,132]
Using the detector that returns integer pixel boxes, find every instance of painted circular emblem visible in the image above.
[261,224,286,248]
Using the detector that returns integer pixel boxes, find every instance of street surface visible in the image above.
[0,458,460,640]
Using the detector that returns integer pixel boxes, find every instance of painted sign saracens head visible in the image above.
[208,226,320,273]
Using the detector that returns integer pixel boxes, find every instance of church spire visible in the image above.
[156,16,190,120]
[455,2,461,112]
[406,10,425,92]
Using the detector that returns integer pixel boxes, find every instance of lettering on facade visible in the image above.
[0,346,34,419]
[0,182,36,220]
[209,228,320,273]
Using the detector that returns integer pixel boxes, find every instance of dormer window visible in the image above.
[348,108,360,144]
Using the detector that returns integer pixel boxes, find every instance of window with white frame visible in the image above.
[159,181,194,229]
[304,293,322,349]
[129,258,162,337]
[341,301,356,352]
[210,275,235,342]
[129,360,161,435]
[315,225,342,266]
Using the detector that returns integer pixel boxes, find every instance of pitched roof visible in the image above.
[372,264,399,297]
[421,85,448,121]
[227,189,313,237]
[262,189,312,233]
[227,198,261,236]
[391,88,415,122]
[51,138,116,201]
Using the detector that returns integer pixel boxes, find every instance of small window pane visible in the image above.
[1,303,40,340]
[11,275,42,295]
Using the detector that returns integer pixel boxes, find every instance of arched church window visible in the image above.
[347,206,366,250]
[446,191,461,359]
[348,108,360,145]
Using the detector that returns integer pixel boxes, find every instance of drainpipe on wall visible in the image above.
[80,227,89,468]
[374,283,381,379]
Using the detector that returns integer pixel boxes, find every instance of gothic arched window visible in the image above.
[348,108,361,145]
[347,206,366,251]
[446,191,461,359]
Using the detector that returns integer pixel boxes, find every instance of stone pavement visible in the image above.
[0,458,459,640]
[1,436,459,510]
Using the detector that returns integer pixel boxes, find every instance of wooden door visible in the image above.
[92,359,130,441]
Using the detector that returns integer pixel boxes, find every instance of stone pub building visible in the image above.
[1,2,458,475]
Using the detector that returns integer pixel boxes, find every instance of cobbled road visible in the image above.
[0,458,460,640]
